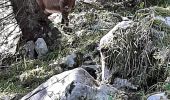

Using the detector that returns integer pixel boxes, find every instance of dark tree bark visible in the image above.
[10,0,61,51]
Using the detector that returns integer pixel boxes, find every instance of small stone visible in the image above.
[35,38,48,58]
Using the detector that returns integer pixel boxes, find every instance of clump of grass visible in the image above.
[104,9,170,91]
[154,6,170,17]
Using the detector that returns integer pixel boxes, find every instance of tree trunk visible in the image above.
[10,0,61,51]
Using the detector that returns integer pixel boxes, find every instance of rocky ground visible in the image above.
[0,1,170,100]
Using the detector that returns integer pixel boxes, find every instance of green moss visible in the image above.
[45,50,60,61]
[85,13,96,25]
[0,29,100,94]
[0,58,61,94]
[164,83,170,91]
[146,0,170,7]
[74,30,105,53]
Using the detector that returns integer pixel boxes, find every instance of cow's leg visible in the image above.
[62,12,69,26]
[61,17,64,25]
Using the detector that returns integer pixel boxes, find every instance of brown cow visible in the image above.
[36,0,76,26]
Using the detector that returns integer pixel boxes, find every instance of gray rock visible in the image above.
[99,20,133,81]
[0,0,21,55]
[99,20,133,50]
[82,0,97,3]
[21,68,118,100]
[62,53,77,68]
[154,16,170,27]
[147,92,168,100]
[165,17,170,26]
[61,52,83,68]
[49,13,62,24]
[35,38,48,58]
[112,78,137,90]
[0,94,23,100]
[0,95,11,100]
